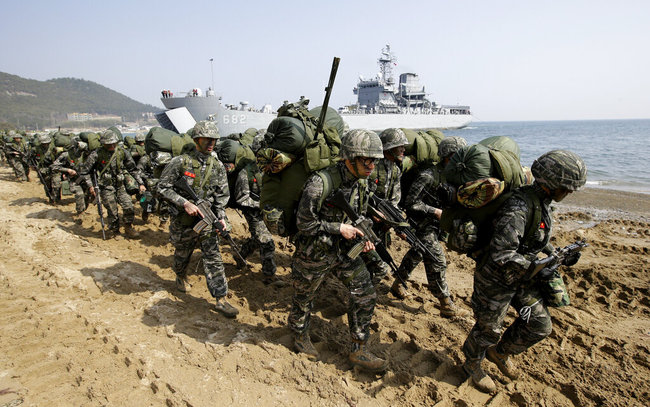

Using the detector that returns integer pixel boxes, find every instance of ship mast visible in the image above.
[378,44,396,85]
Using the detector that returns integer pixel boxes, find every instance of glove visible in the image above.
[562,252,581,267]
[537,267,555,280]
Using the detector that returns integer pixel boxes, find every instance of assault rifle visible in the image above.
[367,195,439,261]
[315,56,340,136]
[330,190,406,288]
[12,147,57,202]
[91,170,107,240]
[524,240,588,281]
[173,177,249,269]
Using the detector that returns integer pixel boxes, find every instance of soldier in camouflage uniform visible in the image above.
[390,136,468,317]
[33,134,60,203]
[461,150,587,393]
[81,130,146,239]
[157,121,238,318]
[231,161,284,286]
[363,128,408,286]
[289,129,388,372]
[130,132,147,162]
[5,131,30,182]
[51,139,90,215]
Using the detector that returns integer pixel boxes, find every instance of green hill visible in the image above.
[0,72,161,129]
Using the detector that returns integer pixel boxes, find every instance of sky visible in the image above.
[1,0,649,122]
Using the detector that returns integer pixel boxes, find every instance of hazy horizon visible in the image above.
[2,1,648,122]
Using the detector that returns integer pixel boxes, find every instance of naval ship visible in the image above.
[156,87,276,135]
[339,45,473,130]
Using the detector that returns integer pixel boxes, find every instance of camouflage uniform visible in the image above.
[396,166,450,298]
[157,147,231,300]
[33,140,59,202]
[232,162,277,277]
[461,150,587,393]
[137,152,170,223]
[363,157,402,284]
[81,144,143,232]
[51,144,89,214]
[6,135,30,181]
[288,161,377,344]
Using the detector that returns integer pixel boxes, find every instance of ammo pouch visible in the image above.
[262,206,286,236]
[538,270,570,307]
[61,179,73,196]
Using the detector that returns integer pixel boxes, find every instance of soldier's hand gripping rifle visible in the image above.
[91,170,107,240]
[524,240,588,281]
[368,194,439,261]
[173,177,249,269]
[330,190,407,288]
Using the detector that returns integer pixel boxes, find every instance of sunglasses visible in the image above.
[356,157,376,168]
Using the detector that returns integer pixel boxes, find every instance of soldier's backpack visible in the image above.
[54,132,72,148]
[107,126,124,142]
[398,129,445,207]
[257,99,343,236]
[79,132,101,151]
[144,127,194,156]
[124,135,136,148]
[216,138,258,208]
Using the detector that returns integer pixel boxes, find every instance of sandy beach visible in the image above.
[0,165,648,407]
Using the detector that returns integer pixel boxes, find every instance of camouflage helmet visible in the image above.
[134,131,146,142]
[438,136,468,158]
[100,130,119,145]
[8,130,18,138]
[192,120,219,139]
[39,134,52,144]
[379,128,408,150]
[531,150,587,191]
[340,129,384,160]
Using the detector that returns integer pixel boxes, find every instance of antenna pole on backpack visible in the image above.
[316,57,340,136]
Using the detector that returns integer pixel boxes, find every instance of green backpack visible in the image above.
[258,100,343,236]
[145,127,194,156]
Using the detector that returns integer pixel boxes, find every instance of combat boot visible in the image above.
[487,346,519,380]
[262,274,287,288]
[124,224,140,239]
[349,340,388,373]
[294,332,319,361]
[390,279,408,299]
[463,359,496,393]
[175,275,191,293]
[439,296,468,317]
[215,298,239,318]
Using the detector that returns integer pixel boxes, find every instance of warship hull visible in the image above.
[159,95,275,135]
[341,112,473,131]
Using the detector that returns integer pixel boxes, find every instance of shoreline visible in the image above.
[553,187,650,222]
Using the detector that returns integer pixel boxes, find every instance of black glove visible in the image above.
[562,251,581,267]
[537,267,555,280]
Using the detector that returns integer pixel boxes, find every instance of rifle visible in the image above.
[524,240,588,281]
[330,190,406,288]
[173,177,249,269]
[315,56,340,136]
[368,195,439,261]
[91,170,107,240]
[23,152,55,202]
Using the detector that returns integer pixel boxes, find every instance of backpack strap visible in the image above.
[316,166,342,212]
[97,147,121,178]
[518,186,543,250]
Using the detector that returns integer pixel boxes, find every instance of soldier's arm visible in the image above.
[406,170,438,215]
[389,165,402,207]
[233,168,256,209]
[209,160,229,219]
[488,195,531,272]
[156,157,188,209]
[295,175,340,236]
[79,150,98,188]
[50,152,69,173]
[123,148,145,186]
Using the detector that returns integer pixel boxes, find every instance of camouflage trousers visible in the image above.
[169,218,227,299]
[361,225,392,285]
[9,156,29,181]
[396,226,450,298]
[51,172,62,202]
[240,208,276,276]
[462,264,552,362]
[99,183,135,231]
[70,179,89,214]
[289,237,377,343]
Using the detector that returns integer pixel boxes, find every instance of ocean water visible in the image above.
[451,119,650,194]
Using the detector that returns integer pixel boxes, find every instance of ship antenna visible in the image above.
[210,58,215,93]
[378,44,396,85]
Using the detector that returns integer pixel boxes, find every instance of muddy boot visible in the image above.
[175,275,191,293]
[294,332,318,361]
[124,224,140,239]
[262,274,287,288]
[215,298,239,318]
[487,346,519,380]
[439,296,468,317]
[463,359,496,393]
[142,211,149,223]
[390,279,408,299]
[349,340,388,373]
